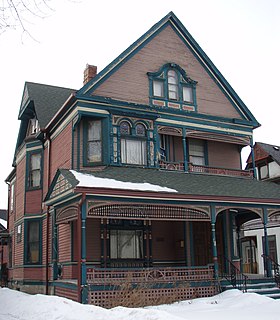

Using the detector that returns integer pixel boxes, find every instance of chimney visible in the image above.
[83,64,97,85]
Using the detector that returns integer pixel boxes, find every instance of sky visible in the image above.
[0,0,279,209]
[1,287,280,320]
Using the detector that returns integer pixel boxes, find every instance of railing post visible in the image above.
[263,208,272,277]
[182,130,188,172]
[210,205,219,279]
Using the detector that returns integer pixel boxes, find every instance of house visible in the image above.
[0,209,8,287]
[5,12,280,307]
[241,143,280,275]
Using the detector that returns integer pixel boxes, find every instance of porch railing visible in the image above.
[220,256,248,292]
[158,160,253,178]
[189,163,253,178]
[87,265,215,285]
[261,254,280,287]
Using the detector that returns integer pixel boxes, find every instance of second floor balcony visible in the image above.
[159,160,253,178]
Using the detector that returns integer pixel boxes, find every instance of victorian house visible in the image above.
[5,12,280,307]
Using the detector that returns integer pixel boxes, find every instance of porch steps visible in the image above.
[245,280,280,299]
[222,278,280,299]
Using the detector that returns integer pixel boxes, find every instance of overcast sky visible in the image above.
[0,0,279,209]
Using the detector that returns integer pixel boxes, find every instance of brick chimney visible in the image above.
[83,64,97,85]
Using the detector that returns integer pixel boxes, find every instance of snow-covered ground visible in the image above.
[1,288,280,320]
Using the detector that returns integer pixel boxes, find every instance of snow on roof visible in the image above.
[70,170,177,193]
[0,218,7,229]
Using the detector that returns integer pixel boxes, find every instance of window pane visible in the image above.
[135,124,146,137]
[31,154,41,170]
[88,120,101,140]
[88,141,102,162]
[183,87,193,103]
[153,81,164,97]
[110,230,143,259]
[120,121,131,135]
[189,139,205,165]
[260,165,268,179]
[121,139,146,165]
[27,221,40,263]
[87,120,102,163]
[30,154,41,187]
[168,70,178,100]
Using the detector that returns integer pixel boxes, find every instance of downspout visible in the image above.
[44,132,51,295]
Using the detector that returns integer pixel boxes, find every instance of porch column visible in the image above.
[236,226,243,273]
[52,209,58,280]
[182,129,188,172]
[81,200,87,304]
[263,208,272,277]
[250,137,257,178]
[210,205,219,278]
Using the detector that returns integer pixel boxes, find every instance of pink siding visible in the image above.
[152,221,184,262]
[58,224,71,262]
[208,141,241,169]
[25,190,42,214]
[93,25,242,119]
[86,219,101,261]
[50,122,72,180]
[15,157,26,220]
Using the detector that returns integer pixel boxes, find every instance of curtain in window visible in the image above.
[121,139,146,165]
[110,230,143,259]
[189,139,205,165]
[88,120,102,162]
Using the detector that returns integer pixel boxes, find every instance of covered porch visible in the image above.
[44,167,280,307]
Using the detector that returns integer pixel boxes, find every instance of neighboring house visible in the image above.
[242,143,280,275]
[5,12,280,307]
[0,209,8,287]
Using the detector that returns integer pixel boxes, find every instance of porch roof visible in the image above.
[59,166,280,201]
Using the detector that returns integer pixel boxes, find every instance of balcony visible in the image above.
[159,160,253,178]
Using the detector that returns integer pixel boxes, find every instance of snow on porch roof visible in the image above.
[70,170,178,193]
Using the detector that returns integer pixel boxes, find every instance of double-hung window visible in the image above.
[120,122,147,165]
[148,63,197,110]
[189,139,206,166]
[87,120,102,163]
[29,153,41,188]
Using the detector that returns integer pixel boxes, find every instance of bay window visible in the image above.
[87,120,102,163]
[29,153,41,188]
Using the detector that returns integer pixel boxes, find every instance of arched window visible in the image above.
[120,121,147,165]
[167,70,179,100]
[148,63,197,111]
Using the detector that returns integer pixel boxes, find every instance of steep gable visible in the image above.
[78,12,259,126]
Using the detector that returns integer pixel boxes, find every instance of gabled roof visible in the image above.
[19,82,76,128]
[247,142,280,166]
[255,142,280,165]
[77,11,259,127]
[45,167,280,205]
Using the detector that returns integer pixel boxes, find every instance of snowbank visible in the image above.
[1,288,280,320]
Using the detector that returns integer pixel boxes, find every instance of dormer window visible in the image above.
[148,63,197,111]
[28,118,40,135]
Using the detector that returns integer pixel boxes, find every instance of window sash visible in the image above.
[121,138,147,165]
[153,80,164,97]
[27,221,40,264]
[29,154,41,187]
[110,230,143,259]
[183,86,193,103]
[189,139,205,165]
[87,120,102,163]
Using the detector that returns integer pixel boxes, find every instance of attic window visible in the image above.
[273,146,279,151]
[148,63,197,111]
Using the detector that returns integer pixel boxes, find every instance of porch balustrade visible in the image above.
[159,160,253,178]
[87,265,215,285]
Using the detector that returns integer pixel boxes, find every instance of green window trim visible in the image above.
[148,63,197,111]
[24,218,42,265]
